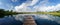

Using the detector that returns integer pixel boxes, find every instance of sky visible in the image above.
[0,0,60,12]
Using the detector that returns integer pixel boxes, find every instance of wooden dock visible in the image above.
[23,15,37,25]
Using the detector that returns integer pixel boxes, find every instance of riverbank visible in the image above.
[36,12,60,17]
[21,12,60,17]
[35,12,60,17]
[0,9,19,16]
[48,12,60,16]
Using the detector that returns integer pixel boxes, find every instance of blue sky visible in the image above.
[0,0,60,12]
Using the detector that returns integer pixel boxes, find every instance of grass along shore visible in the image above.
[48,12,60,16]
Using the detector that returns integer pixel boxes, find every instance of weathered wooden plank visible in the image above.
[23,15,37,25]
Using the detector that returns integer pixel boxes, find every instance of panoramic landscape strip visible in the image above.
[0,9,60,17]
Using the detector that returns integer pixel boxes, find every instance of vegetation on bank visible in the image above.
[36,11,60,17]
[18,11,60,17]
[48,11,60,16]
[16,10,60,17]
[37,11,60,16]
[0,9,18,15]
[49,12,60,16]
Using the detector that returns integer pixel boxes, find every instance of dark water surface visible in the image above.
[0,14,60,25]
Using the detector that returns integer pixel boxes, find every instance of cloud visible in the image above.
[14,0,49,12]
[33,4,60,12]
[39,4,60,12]
[14,0,60,12]
[15,0,37,12]
[15,2,32,12]
[30,0,39,6]
[33,0,60,12]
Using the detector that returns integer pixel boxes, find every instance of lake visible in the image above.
[0,14,60,25]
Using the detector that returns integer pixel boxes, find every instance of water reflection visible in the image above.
[0,15,5,18]
[14,14,37,22]
[37,14,60,24]
[0,15,23,25]
[14,14,24,22]
[0,14,60,25]
[14,14,60,25]
[34,14,60,25]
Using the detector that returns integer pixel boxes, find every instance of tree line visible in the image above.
[0,9,18,15]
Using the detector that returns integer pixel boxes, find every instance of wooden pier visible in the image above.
[23,15,37,25]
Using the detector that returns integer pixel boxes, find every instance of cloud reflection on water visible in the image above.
[37,14,60,24]
[14,14,60,24]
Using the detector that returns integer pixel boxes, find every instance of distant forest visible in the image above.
[0,9,18,15]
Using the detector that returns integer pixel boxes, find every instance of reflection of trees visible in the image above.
[0,15,5,18]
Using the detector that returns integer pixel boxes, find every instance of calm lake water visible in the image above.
[0,14,60,25]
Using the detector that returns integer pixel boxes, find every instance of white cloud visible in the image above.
[33,0,49,11]
[33,0,60,12]
[15,2,33,12]
[30,0,39,6]
[15,0,37,12]
[37,4,60,12]
[39,0,48,6]
[14,0,50,12]
[14,0,60,12]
